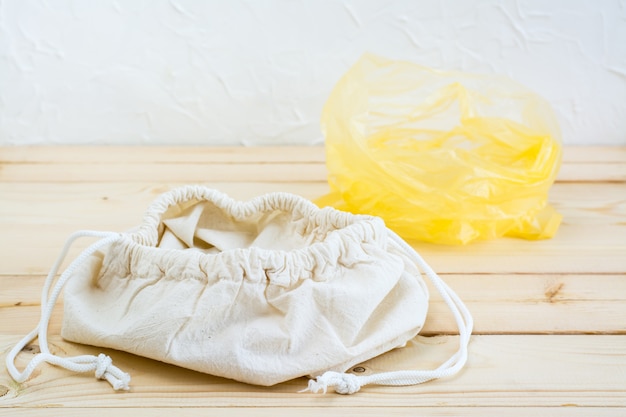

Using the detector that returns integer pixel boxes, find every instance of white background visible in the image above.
[1,0,625,146]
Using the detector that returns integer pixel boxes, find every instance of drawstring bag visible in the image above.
[7,186,472,394]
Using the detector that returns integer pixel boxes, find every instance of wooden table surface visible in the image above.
[0,146,625,416]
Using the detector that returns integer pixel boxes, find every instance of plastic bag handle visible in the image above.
[5,231,131,391]
[303,231,474,394]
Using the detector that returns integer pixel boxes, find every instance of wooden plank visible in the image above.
[4,408,624,417]
[0,162,328,183]
[2,160,625,183]
[2,145,624,164]
[1,182,624,226]
[3,296,624,336]
[1,146,624,414]
[3,275,625,335]
[2,224,626,275]
[0,182,330,226]
[556,147,626,182]
[1,147,624,183]
[1,335,624,408]
[558,162,626,182]
[411,223,626,274]
[0,300,626,336]
[550,183,626,224]
[5,274,624,306]
[0,146,328,164]
[1,222,624,275]
[558,146,626,163]
[0,179,624,276]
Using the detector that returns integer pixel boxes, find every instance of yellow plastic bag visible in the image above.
[317,54,562,245]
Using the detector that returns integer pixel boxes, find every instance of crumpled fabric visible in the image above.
[62,186,429,386]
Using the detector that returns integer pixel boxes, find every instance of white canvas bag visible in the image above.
[7,186,472,394]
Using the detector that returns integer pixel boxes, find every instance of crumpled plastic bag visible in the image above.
[317,54,562,245]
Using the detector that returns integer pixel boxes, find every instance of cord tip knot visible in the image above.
[94,353,112,379]
[95,353,131,391]
[303,371,361,395]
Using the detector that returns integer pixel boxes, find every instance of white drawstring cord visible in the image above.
[6,224,470,394]
[305,231,474,394]
[6,231,131,391]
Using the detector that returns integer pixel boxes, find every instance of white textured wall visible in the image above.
[1,0,625,146]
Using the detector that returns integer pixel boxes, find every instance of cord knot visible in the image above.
[95,353,112,379]
[304,371,361,395]
[94,353,131,391]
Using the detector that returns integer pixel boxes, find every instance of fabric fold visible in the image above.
[60,186,431,386]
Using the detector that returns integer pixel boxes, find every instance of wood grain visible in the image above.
[1,146,625,182]
[2,274,625,335]
[0,146,624,414]
[5,409,625,417]
[3,145,624,163]
[3,223,623,275]
[1,335,625,408]
[1,182,624,224]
